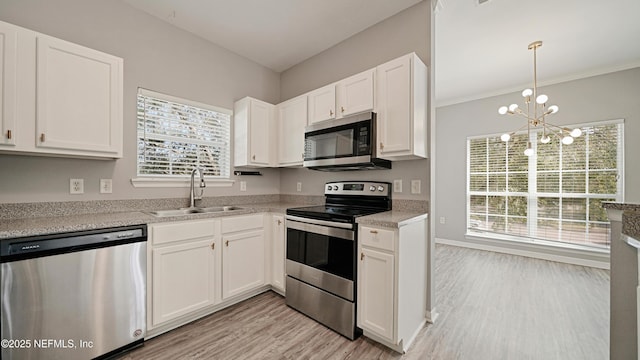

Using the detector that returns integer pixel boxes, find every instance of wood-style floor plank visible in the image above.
[120,244,609,360]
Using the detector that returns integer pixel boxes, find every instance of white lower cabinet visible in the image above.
[148,219,218,329]
[271,214,286,293]
[148,213,277,337]
[357,219,428,353]
[222,228,265,299]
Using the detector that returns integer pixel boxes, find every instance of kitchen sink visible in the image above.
[147,206,244,217]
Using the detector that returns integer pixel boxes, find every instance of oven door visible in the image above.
[285,217,355,301]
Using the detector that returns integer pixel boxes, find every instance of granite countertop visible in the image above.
[603,202,640,249]
[356,210,428,229]
[0,199,428,239]
[0,202,299,240]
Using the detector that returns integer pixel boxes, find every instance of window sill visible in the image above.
[131,177,235,188]
[465,231,610,254]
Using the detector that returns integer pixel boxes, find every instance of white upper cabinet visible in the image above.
[234,97,275,167]
[0,20,123,159]
[277,94,307,167]
[336,69,374,118]
[376,53,427,160]
[307,83,336,124]
[0,21,17,147]
[35,35,123,157]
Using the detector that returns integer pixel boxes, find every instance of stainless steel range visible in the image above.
[285,181,391,339]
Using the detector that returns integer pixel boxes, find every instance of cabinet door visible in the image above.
[337,69,374,118]
[376,55,412,157]
[249,99,272,166]
[152,239,217,327]
[0,22,17,147]
[358,247,395,341]
[307,84,336,124]
[271,215,286,292]
[222,229,265,299]
[277,96,307,166]
[35,35,123,157]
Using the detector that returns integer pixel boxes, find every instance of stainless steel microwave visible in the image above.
[303,112,391,171]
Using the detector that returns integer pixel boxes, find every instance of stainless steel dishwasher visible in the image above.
[1,225,147,359]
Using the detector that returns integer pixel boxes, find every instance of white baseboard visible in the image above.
[426,307,438,324]
[436,237,610,269]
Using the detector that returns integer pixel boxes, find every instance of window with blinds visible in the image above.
[136,89,231,179]
[467,120,624,248]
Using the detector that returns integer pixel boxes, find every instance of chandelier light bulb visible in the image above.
[498,106,508,115]
[570,128,582,137]
[524,147,534,157]
[540,135,551,144]
[548,105,559,114]
[536,94,548,104]
[522,89,533,97]
[501,133,511,142]
[562,136,574,145]
[509,104,519,112]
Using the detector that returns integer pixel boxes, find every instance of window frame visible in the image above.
[466,119,624,249]
[131,88,234,188]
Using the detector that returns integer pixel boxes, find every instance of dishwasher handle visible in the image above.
[1,225,147,263]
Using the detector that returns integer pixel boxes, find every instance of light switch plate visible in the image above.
[240,181,247,191]
[393,179,402,193]
[411,180,421,194]
[100,179,113,194]
[297,182,302,192]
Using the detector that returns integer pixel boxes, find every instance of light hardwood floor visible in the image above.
[121,244,609,359]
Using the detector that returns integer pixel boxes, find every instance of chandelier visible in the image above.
[498,41,582,156]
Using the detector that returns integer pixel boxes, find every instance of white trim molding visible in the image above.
[436,236,610,269]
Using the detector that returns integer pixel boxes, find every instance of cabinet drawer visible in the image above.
[360,226,395,251]
[221,214,264,234]
[151,219,216,245]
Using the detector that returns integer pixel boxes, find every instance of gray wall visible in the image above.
[434,67,640,241]
[279,0,431,201]
[0,0,281,203]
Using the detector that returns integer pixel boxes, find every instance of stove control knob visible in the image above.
[369,186,376,191]
[378,186,385,192]
[333,185,339,190]
[326,185,332,191]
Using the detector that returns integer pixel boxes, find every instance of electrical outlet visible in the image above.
[393,179,402,193]
[240,181,247,191]
[100,179,113,194]
[411,180,421,194]
[296,182,302,192]
[70,178,84,194]
[440,217,446,224]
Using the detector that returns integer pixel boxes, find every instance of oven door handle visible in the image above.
[285,215,354,230]
[285,218,355,241]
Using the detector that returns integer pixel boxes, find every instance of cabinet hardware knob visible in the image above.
[341,106,345,113]
[277,219,282,225]
[40,133,45,142]
[211,243,215,250]
[225,240,229,247]
[6,130,11,140]
[329,109,333,117]
[252,155,256,160]
[361,252,364,260]
[370,230,378,234]
[380,142,384,149]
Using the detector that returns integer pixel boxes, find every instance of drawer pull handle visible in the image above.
[361,252,364,260]
[277,219,282,225]
[252,155,256,160]
[225,240,229,247]
[40,133,46,142]
[211,243,215,250]
[6,130,11,140]
[370,230,378,234]
[341,106,345,113]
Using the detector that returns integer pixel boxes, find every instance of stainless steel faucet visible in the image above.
[189,167,206,208]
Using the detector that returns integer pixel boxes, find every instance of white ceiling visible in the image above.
[121,0,640,106]
[435,0,640,106]
[120,0,422,72]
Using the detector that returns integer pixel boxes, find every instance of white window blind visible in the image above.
[467,120,624,249]
[136,89,231,179]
